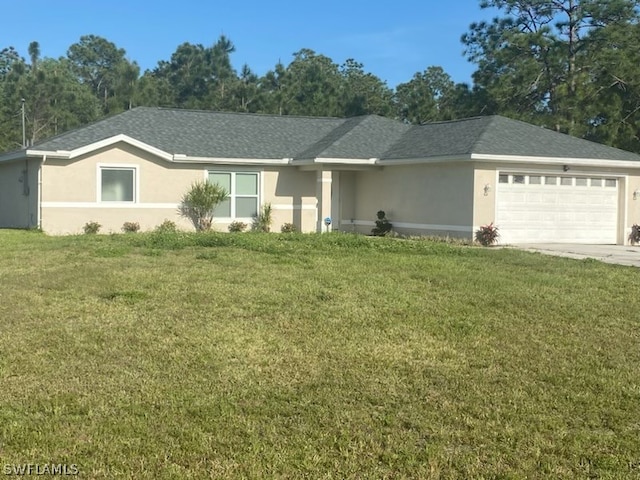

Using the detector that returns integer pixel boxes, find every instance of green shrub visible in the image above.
[228,221,248,233]
[371,210,392,236]
[280,222,297,233]
[122,221,140,233]
[179,181,229,231]
[154,220,178,233]
[83,221,101,235]
[475,223,500,246]
[252,203,273,232]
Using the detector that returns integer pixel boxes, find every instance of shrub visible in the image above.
[179,181,229,231]
[630,224,640,245]
[122,221,140,233]
[228,221,248,233]
[280,222,297,233]
[83,221,101,235]
[252,203,273,232]
[154,220,178,233]
[475,223,500,246]
[371,210,392,236]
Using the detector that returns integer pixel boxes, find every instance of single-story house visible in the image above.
[1,107,640,244]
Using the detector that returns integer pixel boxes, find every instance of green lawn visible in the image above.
[1,230,639,479]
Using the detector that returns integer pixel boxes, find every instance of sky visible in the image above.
[2,0,499,89]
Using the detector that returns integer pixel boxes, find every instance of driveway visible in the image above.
[513,244,640,267]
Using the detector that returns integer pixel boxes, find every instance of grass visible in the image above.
[1,229,639,479]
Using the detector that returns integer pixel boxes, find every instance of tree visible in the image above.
[67,35,138,113]
[338,59,393,117]
[463,0,640,136]
[279,49,342,116]
[395,67,456,124]
[0,43,100,150]
[259,61,288,115]
[581,21,640,151]
[152,35,238,110]
[179,181,229,231]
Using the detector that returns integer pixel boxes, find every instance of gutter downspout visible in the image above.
[38,155,46,230]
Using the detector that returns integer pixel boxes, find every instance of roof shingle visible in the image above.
[26,107,640,163]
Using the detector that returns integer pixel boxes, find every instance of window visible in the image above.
[100,167,136,202]
[498,174,509,184]
[576,178,588,186]
[513,175,525,184]
[560,177,572,186]
[529,176,541,185]
[544,176,558,185]
[605,179,617,188]
[591,178,602,187]
[208,171,259,218]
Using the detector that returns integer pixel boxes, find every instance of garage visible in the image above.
[496,172,619,244]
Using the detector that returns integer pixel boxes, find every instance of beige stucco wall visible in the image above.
[344,162,475,237]
[338,171,356,232]
[472,166,498,231]
[0,159,39,228]
[265,167,317,232]
[40,142,320,234]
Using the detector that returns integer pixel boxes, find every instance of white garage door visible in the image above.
[496,173,618,244]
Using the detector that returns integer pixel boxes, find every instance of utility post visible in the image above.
[21,98,26,148]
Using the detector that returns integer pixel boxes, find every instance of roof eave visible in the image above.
[379,154,473,165]
[0,149,30,163]
[172,154,291,165]
[28,134,174,162]
[471,153,640,168]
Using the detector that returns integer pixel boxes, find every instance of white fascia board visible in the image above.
[173,154,291,165]
[28,135,174,162]
[314,157,378,165]
[71,135,173,160]
[378,155,473,165]
[27,150,72,159]
[0,149,70,162]
[471,153,640,169]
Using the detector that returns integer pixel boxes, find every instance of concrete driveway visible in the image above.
[513,244,640,267]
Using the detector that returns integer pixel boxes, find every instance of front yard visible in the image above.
[0,230,638,478]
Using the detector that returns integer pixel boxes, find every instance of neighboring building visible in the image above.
[1,107,640,244]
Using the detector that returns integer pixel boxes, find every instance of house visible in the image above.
[1,107,640,244]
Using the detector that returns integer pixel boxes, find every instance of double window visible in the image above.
[208,171,259,218]
[99,166,137,202]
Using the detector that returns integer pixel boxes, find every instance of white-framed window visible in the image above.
[98,165,138,203]
[529,175,542,184]
[208,171,259,218]
[576,178,588,186]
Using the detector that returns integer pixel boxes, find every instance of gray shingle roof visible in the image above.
[384,116,640,161]
[27,107,640,163]
[296,115,410,160]
[33,107,345,159]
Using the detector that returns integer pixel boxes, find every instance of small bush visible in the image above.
[630,224,640,245]
[280,223,297,233]
[179,181,229,231]
[475,223,499,246]
[228,221,248,233]
[252,203,273,232]
[371,210,392,236]
[154,220,178,233]
[122,221,140,233]
[83,221,101,235]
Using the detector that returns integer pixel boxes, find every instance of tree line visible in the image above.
[2,0,640,153]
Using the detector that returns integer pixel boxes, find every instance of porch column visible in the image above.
[316,169,332,232]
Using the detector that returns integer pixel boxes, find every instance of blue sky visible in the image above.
[3,0,498,89]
